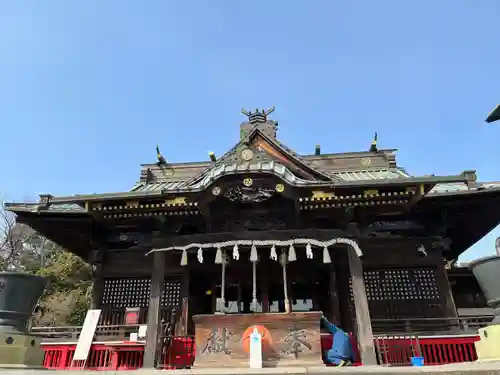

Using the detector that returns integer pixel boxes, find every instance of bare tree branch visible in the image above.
[0,195,47,271]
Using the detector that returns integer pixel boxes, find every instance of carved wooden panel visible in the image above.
[192,312,322,368]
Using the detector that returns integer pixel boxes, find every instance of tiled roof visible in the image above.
[131,181,186,193]
[132,161,327,193]
[47,203,85,212]
[428,181,500,195]
[5,203,85,213]
[267,135,332,180]
[184,127,333,186]
[190,160,324,189]
[332,168,410,181]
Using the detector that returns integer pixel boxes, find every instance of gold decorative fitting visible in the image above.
[212,186,221,196]
[360,158,372,167]
[125,200,139,208]
[243,178,253,187]
[162,168,175,177]
[299,199,408,210]
[363,189,379,197]
[241,148,254,161]
[311,191,335,201]
[275,183,285,193]
[165,197,187,206]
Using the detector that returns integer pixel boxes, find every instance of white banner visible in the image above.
[73,309,101,361]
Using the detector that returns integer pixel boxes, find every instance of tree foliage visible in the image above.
[1,196,91,326]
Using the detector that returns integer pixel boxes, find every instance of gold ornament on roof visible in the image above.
[241,148,254,161]
[243,178,253,187]
[275,184,285,193]
[212,186,221,196]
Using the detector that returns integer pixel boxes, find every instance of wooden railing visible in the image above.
[32,324,142,343]
[371,315,492,335]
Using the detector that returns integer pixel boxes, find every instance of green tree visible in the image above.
[35,248,92,326]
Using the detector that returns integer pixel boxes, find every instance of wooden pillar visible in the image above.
[437,262,459,320]
[347,246,377,365]
[144,251,165,368]
[90,249,105,310]
[90,263,103,309]
[328,263,341,326]
[176,270,190,336]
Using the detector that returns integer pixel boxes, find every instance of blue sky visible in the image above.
[0,1,499,261]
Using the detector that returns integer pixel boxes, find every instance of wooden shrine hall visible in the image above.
[6,107,500,368]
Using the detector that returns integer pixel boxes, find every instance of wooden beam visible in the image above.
[347,246,377,365]
[143,251,165,368]
[436,261,459,320]
[404,184,425,212]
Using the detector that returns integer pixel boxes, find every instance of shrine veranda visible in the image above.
[6,108,500,367]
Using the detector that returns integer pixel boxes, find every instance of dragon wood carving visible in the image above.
[224,186,275,203]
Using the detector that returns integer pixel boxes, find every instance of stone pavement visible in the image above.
[2,362,500,375]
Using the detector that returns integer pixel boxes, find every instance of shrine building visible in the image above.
[6,107,500,368]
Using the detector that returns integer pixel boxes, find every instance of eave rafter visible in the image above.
[299,187,414,210]
[4,171,479,218]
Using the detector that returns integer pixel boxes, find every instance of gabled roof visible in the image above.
[184,126,334,188]
[249,127,333,181]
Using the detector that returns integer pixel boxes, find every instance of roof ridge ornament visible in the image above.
[156,145,167,166]
[369,132,378,153]
[241,106,275,125]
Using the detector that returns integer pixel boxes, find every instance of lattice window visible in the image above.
[101,277,151,308]
[162,280,181,308]
[361,268,440,301]
[101,277,182,309]
[348,267,443,318]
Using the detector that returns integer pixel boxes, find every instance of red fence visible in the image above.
[41,334,479,370]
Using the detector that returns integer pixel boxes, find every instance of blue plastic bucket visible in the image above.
[411,356,424,367]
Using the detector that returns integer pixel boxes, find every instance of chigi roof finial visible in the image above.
[241,106,275,125]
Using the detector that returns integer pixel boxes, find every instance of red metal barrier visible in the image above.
[373,335,479,366]
[41,334,479,370]
[42,343,145,370]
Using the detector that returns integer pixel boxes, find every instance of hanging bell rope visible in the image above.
[219,252,227,313]
[249,244,259,311]
[249,244,258,262]
[280,250,290,313]
[252,261,258,311]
